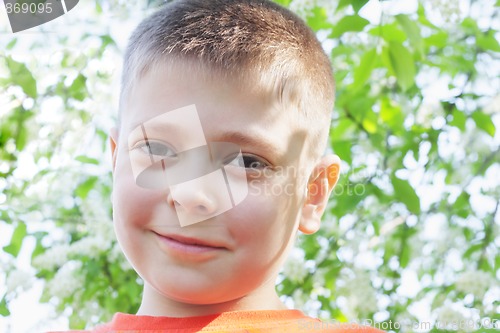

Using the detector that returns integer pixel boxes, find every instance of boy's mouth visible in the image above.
[153,232,228,250]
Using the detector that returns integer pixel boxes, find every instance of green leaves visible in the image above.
[6,38,17,50]
[3,223,27,257]
[75,155,100,165]
[396,14,424,57]
[352,48,377,91]
[380,97,404,132]
[386,42,416,91]
[69,74,88,101]
[391,174,420,215]
[472,111,496,137]
[0,298,10,317]
[477,30,500,52]
[75,176,99,199]
[330,15,369,38]
[370,22,406,43]
[273,0,292,5]
[306,7,333,31]
[448,109,467,131]
[332,140,352,165]
[453,191,471,219]
[337,0,369,12]
[351,0,370,12]
[3,57,37,98]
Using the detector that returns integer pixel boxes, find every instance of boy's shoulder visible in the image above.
[47,310,385,332]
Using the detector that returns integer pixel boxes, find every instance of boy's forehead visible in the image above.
[123,66,260,126]
[123,60,299,115]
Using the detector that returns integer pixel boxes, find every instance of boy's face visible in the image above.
[110,63,339,310]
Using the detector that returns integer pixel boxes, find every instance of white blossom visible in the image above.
[312,267,327,288]
[345,290,378,319]
[6,269,33,293]
[80,195,114,242]
[484,94,500,115]
[291,288,309,309]
[428,0,462,25]
[394,314,414,333]
[339,270,379,319]
[455,270,495,299]
[32,244,70,271]
[283,248,308,283]
[68,235,111,258]
[436,305,466,331]
[47,261,84,299]
[80,301,103,321]
[434,228,463,255]
[289,0,336,21]
[416,99,444,127]
[289,0,316,19]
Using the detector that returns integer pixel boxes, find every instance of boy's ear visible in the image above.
[299,154,340,235]
[109,127,119,172]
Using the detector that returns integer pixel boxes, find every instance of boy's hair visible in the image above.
[120,0,334,155]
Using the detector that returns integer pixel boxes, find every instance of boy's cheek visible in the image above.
[246,176,303,201]
[113,173,168,222]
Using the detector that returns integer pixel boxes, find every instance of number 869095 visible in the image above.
[5,2,53,14]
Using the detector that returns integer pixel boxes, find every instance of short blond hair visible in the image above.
[120,0,334,155]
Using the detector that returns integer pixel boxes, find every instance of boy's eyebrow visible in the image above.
[217,131,280,156]
[129,121,183,137]
[128,118,206,147]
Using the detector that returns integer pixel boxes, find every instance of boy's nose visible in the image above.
[165,169,234,227]
[167,185,217,216]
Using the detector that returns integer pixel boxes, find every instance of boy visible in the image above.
[55,0,384,331]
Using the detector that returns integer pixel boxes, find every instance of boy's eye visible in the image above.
[139,141,176,157]
[226,154,270,170]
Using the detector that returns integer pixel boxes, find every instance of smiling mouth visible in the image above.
[153,232,227,254]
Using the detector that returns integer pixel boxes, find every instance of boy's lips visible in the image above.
[152,231,229,251]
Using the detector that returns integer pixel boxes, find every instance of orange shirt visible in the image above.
[49,310,385,332]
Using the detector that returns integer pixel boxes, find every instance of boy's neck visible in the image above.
[137,281,287,317]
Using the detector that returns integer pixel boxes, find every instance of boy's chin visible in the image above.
[151,282,246,305]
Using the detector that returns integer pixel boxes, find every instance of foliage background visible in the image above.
[1,0,499,332]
